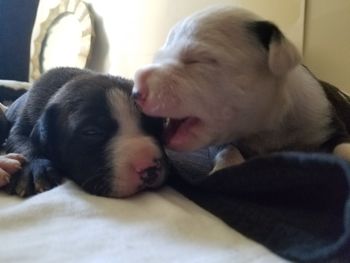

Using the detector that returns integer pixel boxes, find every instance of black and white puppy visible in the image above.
[4,67,167,197]
[133,6,350,172]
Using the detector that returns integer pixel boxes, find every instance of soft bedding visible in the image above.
[1,81,350,263]
[0,182,286,263]
[168,149,350,263]
[0,80,286,263]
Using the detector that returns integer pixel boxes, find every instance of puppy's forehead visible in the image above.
[50,76,140,134]
[51,75,132,105]
[106,88,141,135]
[167,6,260,45]
[186,6,260,29]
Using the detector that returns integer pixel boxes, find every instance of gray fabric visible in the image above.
[168,150,350,263]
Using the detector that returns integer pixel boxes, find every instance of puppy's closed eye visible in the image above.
[183,59,201,65]
[80,127,105,136]
[78,126,108,143]
[182,56,218,66]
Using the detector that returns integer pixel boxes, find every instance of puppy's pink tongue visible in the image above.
[164,117,199,149]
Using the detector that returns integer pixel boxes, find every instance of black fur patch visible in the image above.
[0,109,9,145]
[247,21,282,50]
[4,67,167,197]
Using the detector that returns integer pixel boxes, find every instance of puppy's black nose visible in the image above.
[131,91,142,100]
[141,166,159,185]
[131,85,148,105]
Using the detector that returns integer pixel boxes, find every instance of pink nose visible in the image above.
[133,157,162,186]
[132,68,152,105]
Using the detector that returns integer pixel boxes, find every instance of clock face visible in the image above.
[30,0,94,81]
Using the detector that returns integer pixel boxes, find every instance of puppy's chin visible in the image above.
[110,169,144,198]
[109,167,167,198]
[164,118,215,151]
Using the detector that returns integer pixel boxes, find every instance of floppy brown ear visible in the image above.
[248,21,301,76]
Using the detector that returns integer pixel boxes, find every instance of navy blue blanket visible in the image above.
[167,150,350,263]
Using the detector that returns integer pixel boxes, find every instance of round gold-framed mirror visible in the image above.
[30,0,94,80]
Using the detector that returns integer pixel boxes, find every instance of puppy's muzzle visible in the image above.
[132,67,154,107]
[139,158,162,186]
[131,90,144,101]
[134,156,165,189]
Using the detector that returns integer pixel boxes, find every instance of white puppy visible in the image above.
[132,6,350,172]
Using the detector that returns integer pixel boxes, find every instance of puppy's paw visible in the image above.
[210,145,245,175]
[0,169,10,187]
[6,158,62,197]
[333,143,350,162]
[0,153,26,187]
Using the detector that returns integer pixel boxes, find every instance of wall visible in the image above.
[303,0,350,91]
[85,0,305,78]
[33,0,350,91]
[0,0,39,81]
[32,0,305,79]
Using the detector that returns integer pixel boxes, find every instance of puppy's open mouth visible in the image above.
[164,117,200,149]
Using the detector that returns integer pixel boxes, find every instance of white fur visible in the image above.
[211,145,244,174]
[268,38,301,76]
[0,103,8,112]
[106,88,164,197]
[133,6,345,168]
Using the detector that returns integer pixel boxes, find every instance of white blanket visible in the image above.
[0,182,287,262]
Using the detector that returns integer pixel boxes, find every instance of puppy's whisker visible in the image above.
[80,167,108,189]
[80,174,101,189]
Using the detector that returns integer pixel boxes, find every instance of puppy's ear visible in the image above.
[248,21,301,76]
[30,104,58,154]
